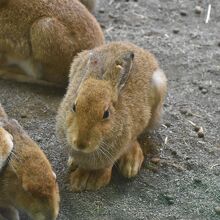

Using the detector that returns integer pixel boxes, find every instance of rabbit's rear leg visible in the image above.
[148,68,167,129]
[30,17,75,84]
[69,167,112,192]
[0,66,59,86]
[118,141,144,178]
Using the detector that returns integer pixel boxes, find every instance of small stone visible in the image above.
[193,178,202,184]
[164,194,175,205]
[36,136,42,142]
[108,13,118,19]
[165,122,171,127]
[180,108,193,116]
[173,29,179,34]
[194,126,200,132]
[201,88,208,94]
[195,6,203,14]
[100,23,106,29]
[99,8,105,13]
[214,206,220,215]
[151,157,160,164]
[198,85,204,90]
[197,127,204,138]
[180,11,187,16]
[171,150,177,156]
[20,113,27,118]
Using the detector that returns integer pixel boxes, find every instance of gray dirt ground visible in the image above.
[0,0,220,219]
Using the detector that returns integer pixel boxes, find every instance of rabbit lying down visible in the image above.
[56,42,167,192]
[0,104,60,220]
[0,0,104,87]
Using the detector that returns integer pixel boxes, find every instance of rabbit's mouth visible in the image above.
[71,143,100,154]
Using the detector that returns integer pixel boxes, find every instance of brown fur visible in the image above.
[56,42,167,191]
[0,0,104,86]
[0,105,60,220]
[79,0,96,12]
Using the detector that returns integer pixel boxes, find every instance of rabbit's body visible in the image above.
[0,105,59,220]
[56,42,167,191]
[0,0,104,86]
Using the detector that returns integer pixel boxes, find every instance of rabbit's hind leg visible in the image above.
[0,66,60,87]
[30,17,75,85]
[148,68,167,129]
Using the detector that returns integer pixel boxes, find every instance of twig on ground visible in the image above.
[205,4,211,24]
[164,136,168,145]
[210,164,220,170]
[109,0,114,5]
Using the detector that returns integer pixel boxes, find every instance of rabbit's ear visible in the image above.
[87,52,104,79]
[111,51,134,93]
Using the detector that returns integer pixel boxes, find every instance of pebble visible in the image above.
[163,194,175,205]
[20,113,27,118]
[173,29,179,34]
[214,206,220,215]
[193,126,200,132]
[165,122,171,127]
[193,178,202,184]
[171,150,177,156]
[195,6,203,14]
[180,108,193,116]
[151,157,160,164]
[109,13,118,19]
[197,127,204,138]
[198,85,204,90]
[180,11,187,16]
[99,8,105,13]
[100,23,106,29]
[201,88,208,94]
[36,136,42,142]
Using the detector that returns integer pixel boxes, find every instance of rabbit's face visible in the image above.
[19,171,60,220]
[66,78,117,154]
[66,51,134,154]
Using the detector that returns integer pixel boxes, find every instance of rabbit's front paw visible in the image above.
[69,167,112,192]
[119,141,144,178]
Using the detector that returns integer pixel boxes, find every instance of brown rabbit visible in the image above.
[0,104,60,220]
[0,0,104,87]
[56,42,167,192]
[79,0,96,12]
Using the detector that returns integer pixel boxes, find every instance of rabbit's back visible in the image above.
[0,0,104,57]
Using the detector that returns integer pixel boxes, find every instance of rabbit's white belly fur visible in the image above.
[0,128,14,171]
[7,56,42,79]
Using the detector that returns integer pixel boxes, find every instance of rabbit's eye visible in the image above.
[103,109,110,119]
[72,104,76,112]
